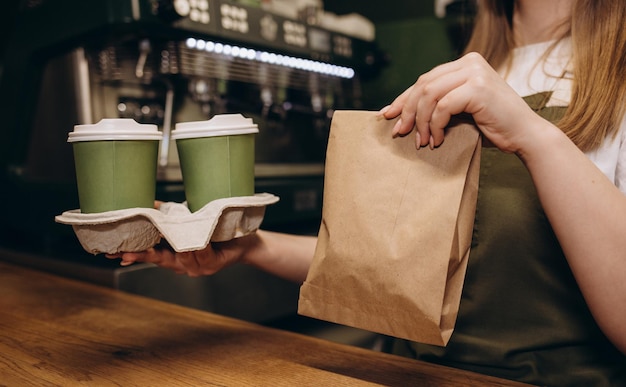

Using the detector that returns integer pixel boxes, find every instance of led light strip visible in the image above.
[184,37,355,79]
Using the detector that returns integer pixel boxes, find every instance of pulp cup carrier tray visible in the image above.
[55,193,279,255]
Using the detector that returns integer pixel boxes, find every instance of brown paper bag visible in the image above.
[298,110,481,346]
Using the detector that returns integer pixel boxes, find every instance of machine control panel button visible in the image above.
[156,0,211,23]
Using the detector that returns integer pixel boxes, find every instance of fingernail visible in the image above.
[415,132,421,149]
[392,118,402,136]
[429,135,435,150]
[377,105,390,116]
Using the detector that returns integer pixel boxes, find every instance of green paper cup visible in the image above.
[68,119,162,213]
[172,114,259,212]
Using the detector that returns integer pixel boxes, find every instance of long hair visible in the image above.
[464,0,626,152]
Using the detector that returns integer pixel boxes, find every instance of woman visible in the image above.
[110,0,626,384]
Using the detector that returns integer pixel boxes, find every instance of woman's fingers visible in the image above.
[379,86,412,119]
[106,242,231,277]
[380,52,538,152]
[414,68,472,148]
[178,251,204,277]
[381,55,479,148]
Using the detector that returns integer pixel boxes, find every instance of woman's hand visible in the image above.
[380,52,546,154]
[106,233,257,277]
[106,230,316,283]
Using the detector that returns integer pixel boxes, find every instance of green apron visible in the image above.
[391,93,626,386]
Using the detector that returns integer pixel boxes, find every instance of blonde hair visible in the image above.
[464,0,626,152]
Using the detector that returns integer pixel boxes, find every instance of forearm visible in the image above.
[241,230,316,283]
[518,121,626,353]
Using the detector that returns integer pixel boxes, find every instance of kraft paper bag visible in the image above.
[298,110,481,346]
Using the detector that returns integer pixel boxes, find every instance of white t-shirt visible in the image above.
[503,39,626,194]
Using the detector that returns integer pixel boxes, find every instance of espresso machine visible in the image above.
[0,0,385,323]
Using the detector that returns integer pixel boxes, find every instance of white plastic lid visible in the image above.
[68,119,162,142]
[171,114,259,140]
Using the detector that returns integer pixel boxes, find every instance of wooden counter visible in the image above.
[0,261,528,386]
